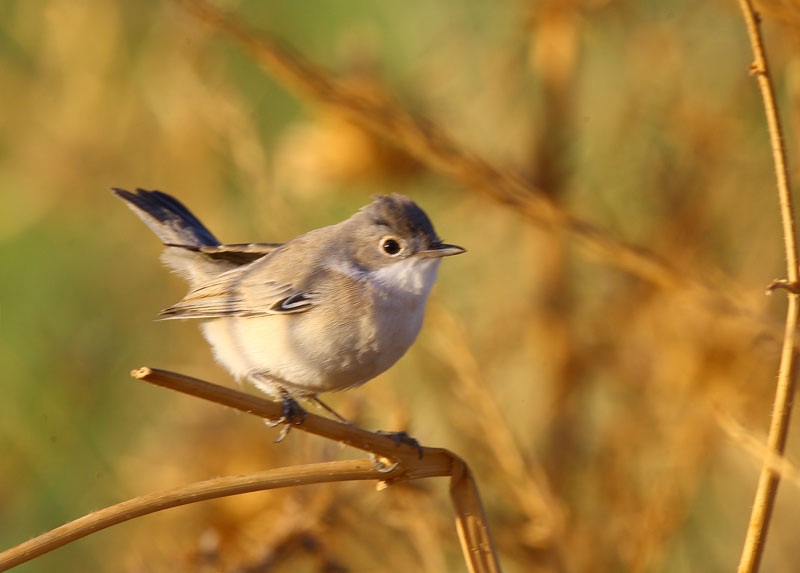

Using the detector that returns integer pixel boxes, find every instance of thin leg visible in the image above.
[309,395,351,424]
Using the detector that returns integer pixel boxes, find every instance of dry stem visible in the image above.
[0,460,388,571]
[0,368,500,573]
[735,1,800,572]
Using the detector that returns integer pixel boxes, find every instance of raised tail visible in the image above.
[114,188,282,287]
[112,188,220,248]
[114,188,237,286]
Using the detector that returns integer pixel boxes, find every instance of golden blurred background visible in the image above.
[3,0,800,571]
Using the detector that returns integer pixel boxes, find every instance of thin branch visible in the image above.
[735,2,800,572]
[133,368,450,470]
[431,306,566,550]
[0,460,388,571]
[0,369,501,573]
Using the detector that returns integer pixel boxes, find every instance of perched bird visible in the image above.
[114,189,464,428]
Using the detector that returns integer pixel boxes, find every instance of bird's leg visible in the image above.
[309,395,351,424]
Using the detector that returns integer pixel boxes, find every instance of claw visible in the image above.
[265,391,307,442]
[375,430,424,459]
[369,453,400,473]
[273,423,292,443]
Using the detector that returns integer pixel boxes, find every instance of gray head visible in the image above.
[345,194,464,270]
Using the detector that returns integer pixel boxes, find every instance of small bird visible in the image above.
[113,189,464,428]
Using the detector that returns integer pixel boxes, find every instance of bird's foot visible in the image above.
[266,392,307,443]
[375,430,424,459]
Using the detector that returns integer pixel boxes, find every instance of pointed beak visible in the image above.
[418,242,466,259]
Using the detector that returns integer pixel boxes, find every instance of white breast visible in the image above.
[363,256,442,370]
[200,256,443,397]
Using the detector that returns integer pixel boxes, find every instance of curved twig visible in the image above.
[0,460,391,571]
[735,2,800,572]
[0,369,500,573]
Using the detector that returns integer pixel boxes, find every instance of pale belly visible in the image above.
[200,294,427,397]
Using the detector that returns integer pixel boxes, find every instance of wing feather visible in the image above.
[159,265,316,319]
[158,226,334,320]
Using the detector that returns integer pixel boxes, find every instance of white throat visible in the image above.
[369,256,442,296]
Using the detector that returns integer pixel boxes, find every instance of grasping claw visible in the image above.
[375,430,424,459]
[266,391,307,442]
[369,453,400,473]
[280,393,307,425]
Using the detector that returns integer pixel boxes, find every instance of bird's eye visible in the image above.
[381,237,402,256]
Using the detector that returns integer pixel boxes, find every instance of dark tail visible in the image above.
[113,188,234,286]
[112,188,220,248]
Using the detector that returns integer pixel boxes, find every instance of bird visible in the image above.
[113,188,465,431]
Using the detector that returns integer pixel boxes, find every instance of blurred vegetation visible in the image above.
[3,0,800,571]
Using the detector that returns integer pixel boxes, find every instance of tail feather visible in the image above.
[113,188,232,286]
[112,188,220,248]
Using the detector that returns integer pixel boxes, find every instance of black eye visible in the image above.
[381,238,401,255]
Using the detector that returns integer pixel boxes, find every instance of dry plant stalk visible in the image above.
[0,459,386,572]
[735,1,800,572]
[0,368,500,573]
[431,307,566,547]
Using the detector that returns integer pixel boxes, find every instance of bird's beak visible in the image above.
[418,242,466,258]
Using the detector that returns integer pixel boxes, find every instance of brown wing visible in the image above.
[158,263,316,320]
